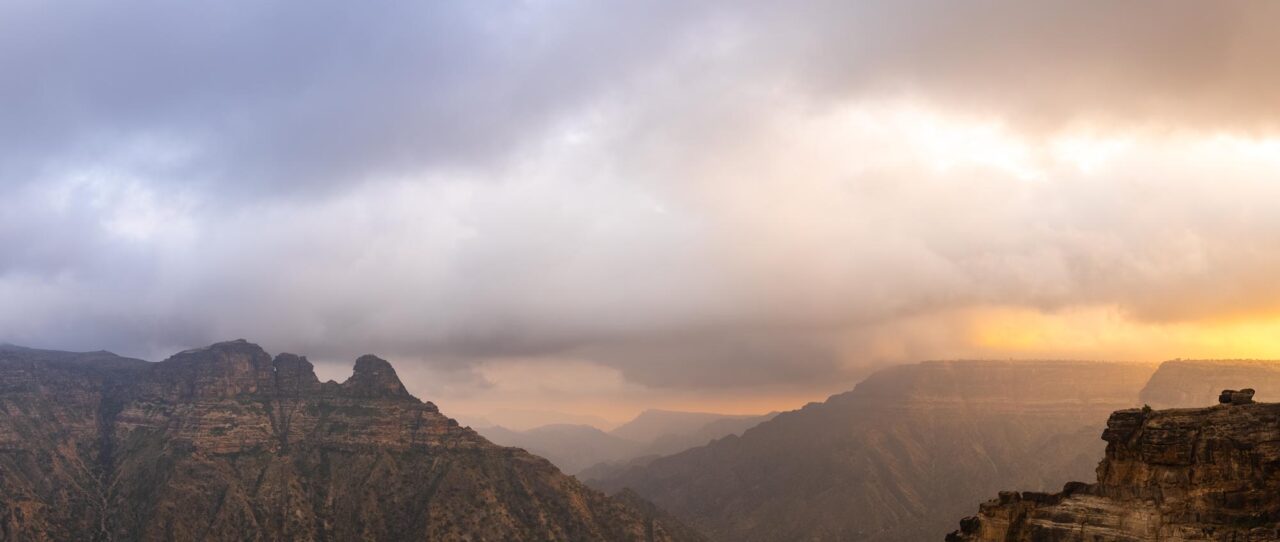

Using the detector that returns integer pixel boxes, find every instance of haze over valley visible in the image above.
[5,1,1280,540]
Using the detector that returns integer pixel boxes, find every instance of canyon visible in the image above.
[588,360,1158,541]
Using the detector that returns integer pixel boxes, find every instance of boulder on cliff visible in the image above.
[1218,388,1256,405]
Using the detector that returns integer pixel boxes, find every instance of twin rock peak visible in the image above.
[160,339,414,401]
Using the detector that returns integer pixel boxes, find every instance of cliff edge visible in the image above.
[947,392,1280,541]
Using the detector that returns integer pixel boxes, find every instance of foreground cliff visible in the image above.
[0,341,701,541]
[589,360,1157,541]
[947,398,1280,541]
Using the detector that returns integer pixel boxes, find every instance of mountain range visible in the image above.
[8,338,1280,541]
[0,341,702,541]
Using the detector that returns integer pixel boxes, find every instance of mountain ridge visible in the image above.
[0,340,704,541]
[478,409,778,475]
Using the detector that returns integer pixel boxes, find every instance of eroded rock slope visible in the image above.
[948,398,1280,541]
[0,341,701,542]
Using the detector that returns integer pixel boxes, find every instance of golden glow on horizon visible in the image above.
[315,103,1280,428]
[969,305,1280,362]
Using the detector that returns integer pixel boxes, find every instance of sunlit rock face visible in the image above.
[589,360,1158,542]
[0,341,702,542]
[948,399,1280,542]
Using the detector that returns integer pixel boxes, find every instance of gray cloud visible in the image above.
[0,0,713,196]
[5,1,1280,403]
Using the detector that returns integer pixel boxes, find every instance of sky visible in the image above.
[4,1,1280,426]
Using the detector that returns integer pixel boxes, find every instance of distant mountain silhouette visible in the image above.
[477,409,776,474]
[610,410,765,443]
[468,408,616,432]
[477,423,642,474]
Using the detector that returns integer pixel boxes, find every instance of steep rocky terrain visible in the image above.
[0,341,702,542]
[947,398,1280,541]
[589,360,1157,541]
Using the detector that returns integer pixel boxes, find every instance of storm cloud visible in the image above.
[4,0,1280,418]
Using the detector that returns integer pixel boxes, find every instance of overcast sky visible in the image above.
[5,1,1280,425]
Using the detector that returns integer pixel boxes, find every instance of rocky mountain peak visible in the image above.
[168,339,272,365]
[272,352,321,394]
[159,339,276,397]
[343,354,411,399]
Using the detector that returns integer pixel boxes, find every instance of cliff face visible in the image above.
[947,400,1280,541]
[588,360,1157,542]
[0,341,702,542]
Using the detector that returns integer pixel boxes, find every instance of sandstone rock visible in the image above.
[1219,388,1256,405]
[341,354,411,399]
[947,400,1280,541]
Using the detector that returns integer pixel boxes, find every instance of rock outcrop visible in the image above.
[947,394,1280,541]
[0,341,703,542]
[1220,388,1256,405]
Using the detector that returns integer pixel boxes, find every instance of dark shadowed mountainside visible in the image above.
[579,454,664,485]
[0,341,704,541]
[588,360,1158,542]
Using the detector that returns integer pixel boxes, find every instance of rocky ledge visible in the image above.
[947,391,1280,541]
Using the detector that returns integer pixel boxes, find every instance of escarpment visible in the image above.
[0,341,702,542]
[948,395,1280,541]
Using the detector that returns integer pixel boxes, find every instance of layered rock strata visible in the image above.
[948,397,1280,541]
[0,341,701,542]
